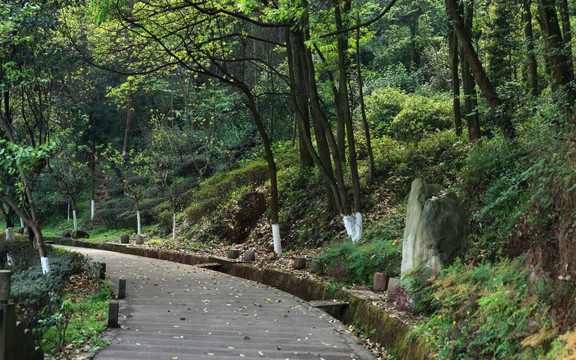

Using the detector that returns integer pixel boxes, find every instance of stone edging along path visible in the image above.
[51,237,431,360]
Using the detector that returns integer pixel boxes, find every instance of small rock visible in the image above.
[373,272,388,292]
[228,249,240,259]
[120,234,130,244]
[135,234,145,245]
[72,230,89,239]
[244,250,256,261]
[62,229,71,238]
[293,257,307,270]
[387,277,400,292]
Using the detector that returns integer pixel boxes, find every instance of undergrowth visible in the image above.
[410,257,560,359]
[41,283,114,356]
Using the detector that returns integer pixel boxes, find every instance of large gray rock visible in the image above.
[401,178,467,275]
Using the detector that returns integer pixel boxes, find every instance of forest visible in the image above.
[2,0,576,358]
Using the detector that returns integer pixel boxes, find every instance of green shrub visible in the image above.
[364,86,453,141]
[313,210,404,284]
[0,237,32,268]
[11,247,87,329]
[182,160,269,223]
[372,130,469,200]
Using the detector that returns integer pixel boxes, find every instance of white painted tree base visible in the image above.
[137,210,141,235]
[272,224,282,257]
[41,257,50,274]
[342,212,363,243]
[172,213,176,240]
[91,200,95,221]
[73,210,78,232]
[20,218,24,228]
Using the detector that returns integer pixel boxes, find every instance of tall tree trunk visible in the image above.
[446,0,516,139]
[461,0,480,140]
[523,0,539,96]
[293,30,338,212]
[333,4,348,164]
[558,0,574,80]
[539,0,574,114]
[303,40,350,216]
[123,89,134,157]
[410,11,421,70]
[91,145,96,220]
[335,0,362,241]
[449,25,463,135]
[241,88,281,256]
[355,15,375,181]
[285,30,314,169]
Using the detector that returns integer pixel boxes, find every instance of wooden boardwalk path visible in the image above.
[58,246,374,360]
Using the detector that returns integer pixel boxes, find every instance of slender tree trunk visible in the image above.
[449,25,463,135]
[335,0,362,241]
[332,3,348,164]
[123,89,134,157]
[91,146,96,220]
[285,30,314,168]
[293,30,337,212]
[242,88,281,256]
[355,15,375,180]
[539,0,574,114]
[446,0,516,139]
[410,11,421,70]
[303,38,350,216]
[72,199,77,231]
[461,0,480,140]
[558,0,574,79]
[524,0,539,96]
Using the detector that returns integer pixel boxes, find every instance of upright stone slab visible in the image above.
[227,249,240,259]
[120,234,130,244]
[401,178,467,275]
[373,272,387,292]
[243,250,255,262]
[293,257,307,270]
[135,234,144,245]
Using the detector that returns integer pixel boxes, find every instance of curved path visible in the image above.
[58,246,374,360]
